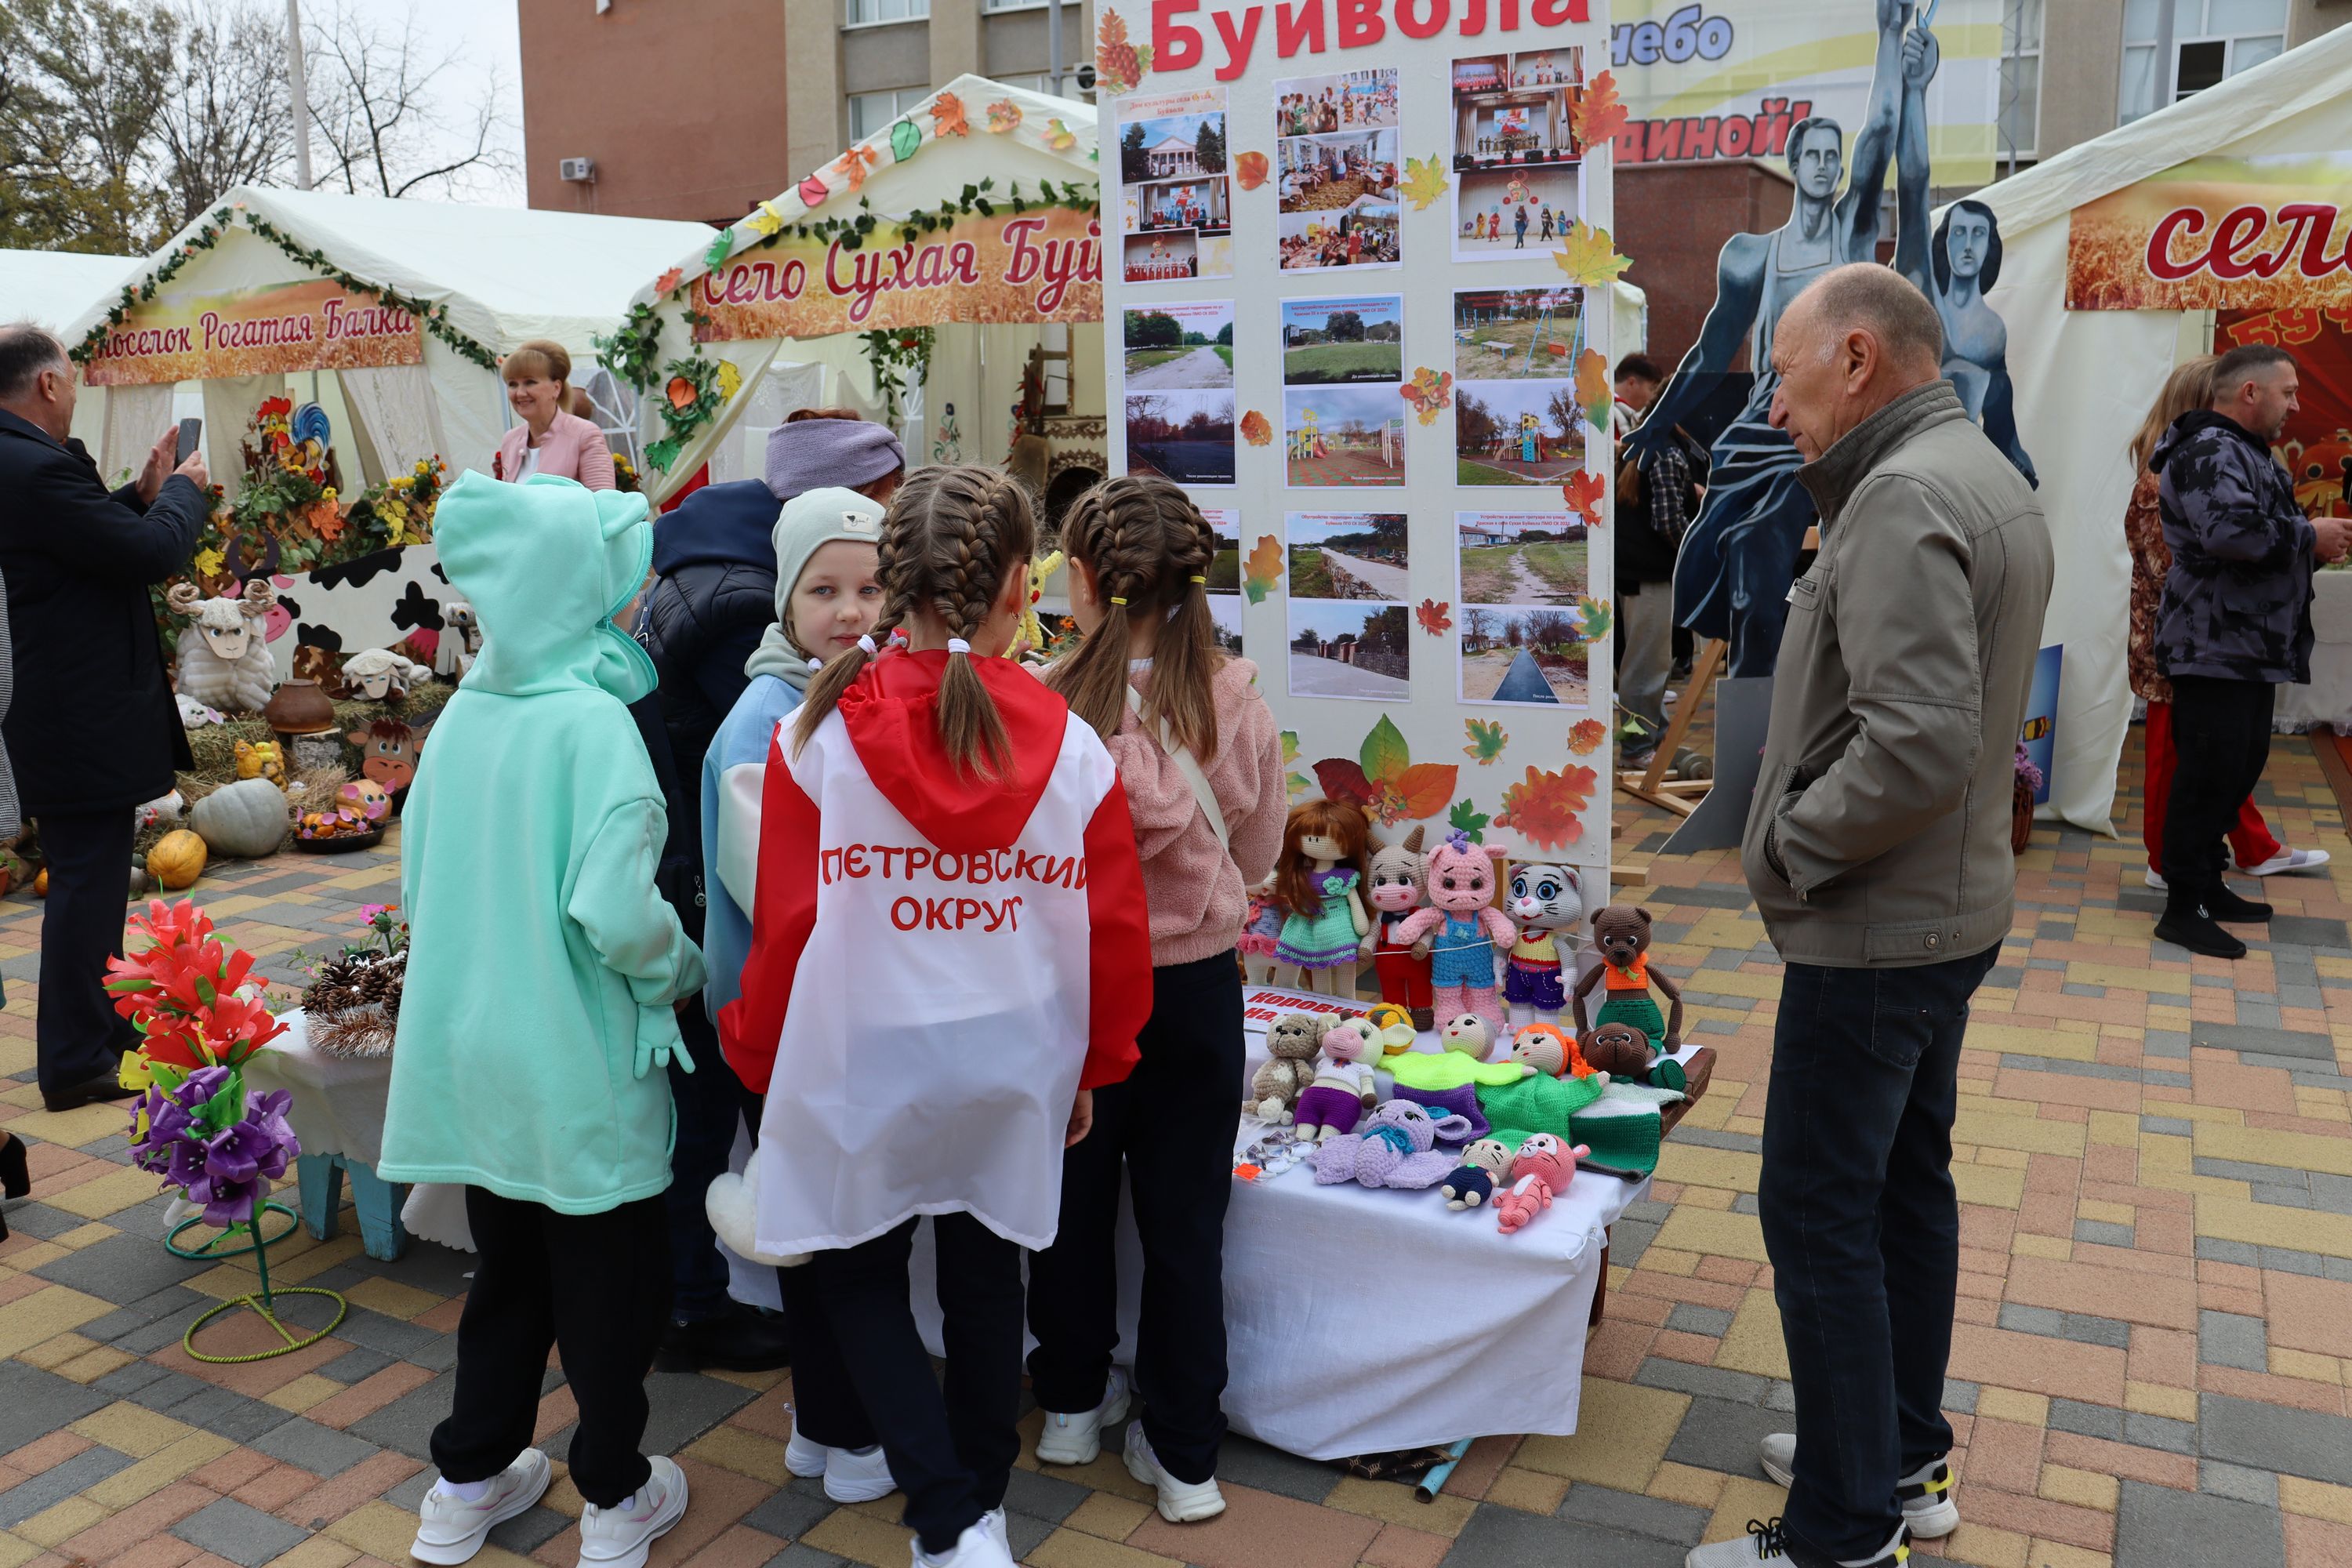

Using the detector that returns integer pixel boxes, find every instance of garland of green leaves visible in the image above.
[69,205,499,372]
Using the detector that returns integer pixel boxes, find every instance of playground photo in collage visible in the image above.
[1454,289,1582,381]
[1455,511,1593,707]
[1287,513,1410,601]
[1450,49,1584,262]
[1123,299,1235,390]
[1284,385,1406,488]
[1288,599,1411,703]
[1116,87,1234,281]
[1456,379,1584,486]
[1282,296,1403,385]
[1126,390,1236,488]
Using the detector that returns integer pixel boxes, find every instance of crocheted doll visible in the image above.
[1510,1022,1604,1082]
[1272,799,1372,996]
[1442,1137,1515,1210]
[1249,1012,1324,1123]
[1571,905,1685,1050]
[1494,1134,1588,1235]
[1238,884,1288,986]
[1581,1017,1690,1094]
[1503,861,1582,1026]
[1364,1001,1418,1065]
[1312,1100,1474,1189]
[1384,1013,1529,1144]
[1396,832,1516,1033]
[1294,1018,1379,1141]
[1363,826,1434,1029]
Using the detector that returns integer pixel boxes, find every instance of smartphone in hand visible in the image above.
[175,417,201,465]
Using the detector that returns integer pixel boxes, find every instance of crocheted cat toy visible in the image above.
[1312,1099,1475,1190]
[1441,1137,1515,1210]
[1364,826,1435,1029]
[1294,1018,1380,1142]
[1571,906,1685,1050]
[1504,861,1582,1026]
[1249,1011,1324,1123]
[1494,1134,1588,1235]
[1395,831,1516,1035]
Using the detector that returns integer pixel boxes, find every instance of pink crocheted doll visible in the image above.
[1238,884,1287,986]
[1494,1134,1587,1234]
[1395,831,1516,1035]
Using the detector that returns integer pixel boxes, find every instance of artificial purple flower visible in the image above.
[127,1070,300,1227]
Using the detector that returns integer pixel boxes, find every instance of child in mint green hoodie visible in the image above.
[381,472,706,1568]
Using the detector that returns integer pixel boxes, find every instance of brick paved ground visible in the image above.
[3,727,2350,1568]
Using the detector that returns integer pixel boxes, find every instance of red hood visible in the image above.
[837,649,1072,851]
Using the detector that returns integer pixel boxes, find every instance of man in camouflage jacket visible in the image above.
[2151,343,2352,957]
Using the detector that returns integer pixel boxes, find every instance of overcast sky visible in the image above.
[350,0,526,205]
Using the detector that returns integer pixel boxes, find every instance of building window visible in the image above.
[848,87,930,143]
[844,0,927,24]
[982,0,1047,9]
[2122,0,2286,123]
[1998,0,2041,164]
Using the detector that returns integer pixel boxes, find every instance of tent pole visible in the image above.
[287,0,313,190]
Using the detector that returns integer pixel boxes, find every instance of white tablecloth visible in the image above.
[244,1012,390,1167]
[2279,568,2352,731]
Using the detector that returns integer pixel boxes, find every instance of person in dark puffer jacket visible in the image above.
[633,408,903,1370]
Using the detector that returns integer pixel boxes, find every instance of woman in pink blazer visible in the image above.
[493,339,615,489]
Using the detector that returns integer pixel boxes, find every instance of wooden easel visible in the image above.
[1618,637,1723,818]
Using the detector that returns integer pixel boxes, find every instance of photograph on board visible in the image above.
[1283,385,1406,488]
[1277,129,1400,216]
[1207,593,1247,655]
[1458,603,1592,708]
[1123,299,1235,390]
[1126,390,1236,488]
[1281,296,1403,386]
[1455,379,1584,486]
[1450,50,1584,169]
[1454,167,1581,260]
[1290,600,1410,702]
[1278,204,1401,271]
[1454,288,1583,382]
[1286,513,1410,601]
[1116,88,1233,280]
[1456,511,1588,606]
[1203,506,1241,593]
[1275,67,1400,136]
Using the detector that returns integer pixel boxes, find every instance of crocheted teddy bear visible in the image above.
[1570,906,1685,1050]
[1249,1011,1324,1122]
[1294,1018,1381,1142]
[1494,1133,1588,1234]
[1311,1099,1474,1190]
[1441,1137,1515,1210]
[1581,1019,1654,1080]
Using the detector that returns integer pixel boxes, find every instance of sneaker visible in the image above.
[819,1443,897,1504]
[2155,906,2247,960]
[1684,1519,1907,1566]
[785,1420,829,1479]
[2249,847,2331,877]
[911,1518,1017,1568]
[1036,1367,1131,1466]
[982,1508,1010,1554]
[412,1450,553,1565]
[578,1456,688,1568]
[1758,1436,1956,1539]
[2144,868,2166,891]
[2205,885,2273,923]
[1123,1421,1225,1523]
[660,1302,790,1371]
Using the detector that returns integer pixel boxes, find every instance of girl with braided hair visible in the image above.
[1024,474,1284,1523]
[719,465,1152,1568]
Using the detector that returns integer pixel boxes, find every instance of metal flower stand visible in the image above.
[164,1200,299,1261]
[183,1200,348,1364]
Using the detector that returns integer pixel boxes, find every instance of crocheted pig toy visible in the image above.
[1395,831,1516,1036]
[1441,1137,1515,1210]
[1312,1099,1475,1190]
[1294,1018,1381,1142]
[1494,1133,1588,1234]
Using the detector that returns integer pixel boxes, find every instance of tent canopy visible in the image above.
[2,249,138,336]
[1961,28,2352,833]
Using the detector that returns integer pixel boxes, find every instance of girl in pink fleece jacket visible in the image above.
[1023,474,1284,1523]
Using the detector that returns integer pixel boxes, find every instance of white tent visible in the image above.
[614,74,1107,505]
[61,188,713,492]
[1968,28,2352,833]
[2,248,137,335]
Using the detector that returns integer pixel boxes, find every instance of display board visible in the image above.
[1098,0,1617,873]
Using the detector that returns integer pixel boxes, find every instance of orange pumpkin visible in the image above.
[147,829,208,891]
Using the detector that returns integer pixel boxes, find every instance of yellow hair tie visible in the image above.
[1109,596,1128,605]
[1189,575,1206,584]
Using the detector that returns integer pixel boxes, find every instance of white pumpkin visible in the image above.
[190,779,290,859]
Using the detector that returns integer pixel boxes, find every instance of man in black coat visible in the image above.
[0,325,210,1110]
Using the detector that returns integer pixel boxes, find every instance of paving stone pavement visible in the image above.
[6,728,2352,1568]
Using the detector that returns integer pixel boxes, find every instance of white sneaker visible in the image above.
[911,1518,1016,1568]
[1035,1367,1131,1466]
[578,1455,688,1568]
[1122,1421,1225,1523]
[2145,868,2167,891]
[2250,847,2331,877]
[785,1421,829,1479]
[1684,1519,1906,1566]
[982,1508,1009,1554]
[1759,1433,1956,1538]
[820,1443,898,1504]
[412,1450,552,1565]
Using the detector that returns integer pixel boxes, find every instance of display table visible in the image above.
[2279,568,2352,731]
[243,1014,413,1260]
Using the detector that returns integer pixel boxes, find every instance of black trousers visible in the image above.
[431,1189,672,1508]
[792,1214,1022,1555]
[1759,946,1999,1567]
[34,810,140,1098]
[2161,674,2276,896]
[663,998,761,1321]
[1026,951,1243,1486]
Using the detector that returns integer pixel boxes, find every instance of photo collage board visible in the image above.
[1101,0,1616,870]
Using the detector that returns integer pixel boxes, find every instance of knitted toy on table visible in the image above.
[1294,1018,1380,1142]
[1311,1099,1474,1190]
[1503,861,1583,1026]
[1494,1134,1588,1234]
[1583,1018,1686,1091]
[1442,1137,1515,1210]
[1395,832,1516,1034]
[1363,826,1435,1030]
[1510,1022,1606,1082]
[1385,1013,1532,1144]
[1363,1002,1419,1062]
[1272,799,1373,997]
[1570,906,1685,1050]
[1248,1011,1324,1123]
[1238,886,1287,986]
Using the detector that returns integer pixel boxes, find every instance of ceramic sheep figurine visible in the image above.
[168,577,278,714]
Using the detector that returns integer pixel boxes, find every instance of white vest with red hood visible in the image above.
[719,649,1152,1257]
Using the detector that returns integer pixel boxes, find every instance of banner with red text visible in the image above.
[2068,154,2352,312]
[690,205,1101,341]
[84,278,424,387]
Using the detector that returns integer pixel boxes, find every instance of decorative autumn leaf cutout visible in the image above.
[1235,151,1270,191]
[1096,8,1152,96]
[1553,220,1632,287]
[889,120,924,163]
[797,173,829,209]
[1416,598,1454,636]
[931,93,969,137]
[1281,730,1310,800]
[1574,348,1611,430]
[1312,716,1460,826]
[1572,71,1628,147]
[836,144,880,192]
[1463,717,1508,765]
[1576,597,1613,644]
[654,267,683,296]
[703,230,735,269]
[1044,118,1079,152]
[1563,469,1606,526]
[1448,798,1491,842]
[1400,367,1453,426]
[749,201,785,237]
[985,100,1023,134]
[714,360,743,401]
[1403,155,1450,212]
[1568,718,1607,756]
[1240,409,1274,446]
[1243,535,1284,603]
[1494,763,1597,851]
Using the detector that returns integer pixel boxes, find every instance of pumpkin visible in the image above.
[147,829,209,891]
[191,779,290,858]
[32,867,46,897]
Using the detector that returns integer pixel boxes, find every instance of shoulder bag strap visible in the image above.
[1125,682,1232,851]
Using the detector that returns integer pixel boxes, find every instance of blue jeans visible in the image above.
[1760,944,1998,1566]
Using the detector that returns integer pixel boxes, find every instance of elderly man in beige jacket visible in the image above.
[1690,266,2053,1568]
